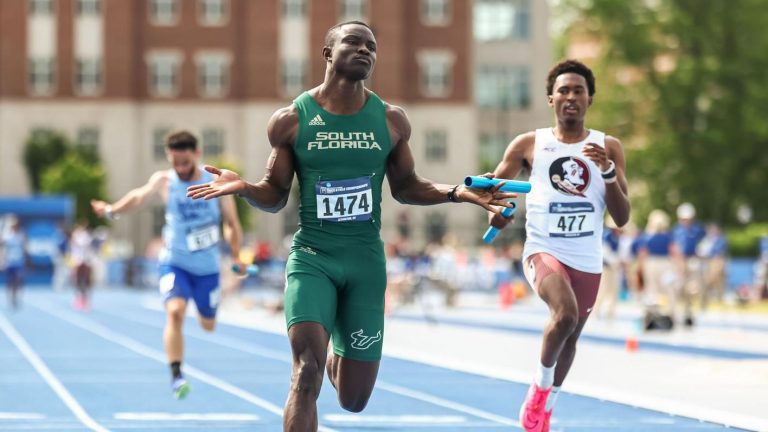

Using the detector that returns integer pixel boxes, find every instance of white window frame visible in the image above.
[421,0,451,26]
[418,50,455,98]
[147,51,182,98]
[474,0,530,42]
[198,0,228,26]
[424,129,448,163]
[338,0,368,22]
[149,0,179,26]
[195,52,230,98]
[28,0,54,16]
[282,0,306,18]
[281,58,306,98]
[76,0,101,16]
[75,57,102,96]
[153,126,172,161]
[28,57,56,96]
[202,128,226,158]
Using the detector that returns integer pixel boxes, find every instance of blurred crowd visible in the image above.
[4,202,768,326]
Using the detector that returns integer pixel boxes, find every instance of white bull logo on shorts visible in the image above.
[350,329,382,350]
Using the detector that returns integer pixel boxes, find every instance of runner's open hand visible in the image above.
[457,172,517,215]
[187,165,245,200]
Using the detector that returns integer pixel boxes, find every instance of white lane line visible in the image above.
[324,414,466,424]
[109,307,521,428]
[30,302,340,432]
[0,314,109,432]
[375,381,520,428]
[114,413,260,421]
[0,412,47,420]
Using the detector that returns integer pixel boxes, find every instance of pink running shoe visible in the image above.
[519,383,551,432]
[542,409,553,432]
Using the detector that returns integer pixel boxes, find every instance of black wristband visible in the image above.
[447,185,460,203]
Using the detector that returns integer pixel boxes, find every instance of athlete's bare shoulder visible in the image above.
[383,101,410,145]
[268,104,299,148]
[510,131,537,150]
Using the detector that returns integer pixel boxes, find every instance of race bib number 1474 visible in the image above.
[316,177,373,222]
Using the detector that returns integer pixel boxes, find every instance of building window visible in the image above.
[474,0,530,41]
[150,0,178,25]
[421,0,451,26]
[28,0,54,15]
[148,53,181,97]
[75,58,102,96]
[282,0,306,18]
[153,127,171,161]
[282,59,306,97]
[197,54,229,98]
[475,64,530,110]
[76,0,101,16]
[77,127,100,147]
[425,130,448,162]
[479,133,509,164]
[76,127,100,163]
[28,57,55,95]
[202,128,225,158]
[418,51,455,98]
[198,0,227,25]
[338,0,367,21]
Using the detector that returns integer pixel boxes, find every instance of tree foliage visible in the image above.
[22,129,70,192]
[41,153,108,227]
[559,0,768,226]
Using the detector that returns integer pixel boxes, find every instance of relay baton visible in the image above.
[483,203,516,244]
[464,176,532,193]
[231,264,259,277]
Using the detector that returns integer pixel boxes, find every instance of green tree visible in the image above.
[21,129,71,192]
[41,153,108,227]
[559,0,768,226]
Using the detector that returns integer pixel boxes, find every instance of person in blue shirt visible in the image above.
[91,130,245,399]
[594,219,622,321]
[697,223,727,308]
[2,218,26,310]
[638,210,677,319]
[672,202,706,326]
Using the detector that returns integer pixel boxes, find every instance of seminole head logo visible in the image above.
[549,156,590,197]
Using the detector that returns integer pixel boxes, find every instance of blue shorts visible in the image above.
[158,265,220,319]
[5,265,23,282]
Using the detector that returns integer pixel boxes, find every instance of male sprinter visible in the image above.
[187,21,515,431]
[91,130,245,399]
[489,60,630,431]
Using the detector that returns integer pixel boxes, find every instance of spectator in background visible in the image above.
[755,235,768,300]
[594,218,622,322]
[639,210,677,321]
[697,223,727,309]
[70,222,95,311]
[673,202,706,326]
[51,223,70,292]
[2,218,27,310]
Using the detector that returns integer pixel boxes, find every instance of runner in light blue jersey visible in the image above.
[92,130,244,400]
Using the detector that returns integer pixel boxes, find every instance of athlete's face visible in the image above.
[325,24,377,81]
[549,73,592,123]
[166,147,200,180]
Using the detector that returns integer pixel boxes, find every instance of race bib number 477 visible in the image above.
[316,177,373,222]
[548,202,596,238]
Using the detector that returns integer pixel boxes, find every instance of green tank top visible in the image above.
[292,91,393,245]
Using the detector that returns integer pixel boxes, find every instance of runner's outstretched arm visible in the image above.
[384,105,515,214]
[187,107,297,213]
[91,170,166,218]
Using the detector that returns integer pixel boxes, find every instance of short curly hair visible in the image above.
[546,59,596,96]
